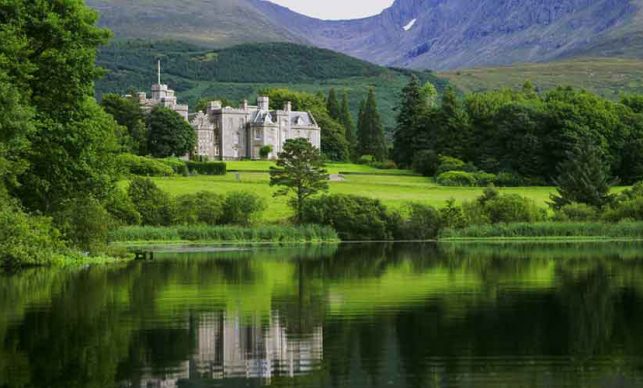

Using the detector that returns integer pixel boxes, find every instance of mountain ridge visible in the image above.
[87,0,643,70]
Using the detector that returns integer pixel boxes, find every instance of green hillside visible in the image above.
[439,58,643,99]
[95,41,448,129]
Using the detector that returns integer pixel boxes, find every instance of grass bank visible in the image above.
[440,222,643,241]
[109,224,339,245]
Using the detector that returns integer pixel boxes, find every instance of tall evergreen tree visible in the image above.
[339,91,356,157]
[434,86,471,160]
[393,76,426,167]
[550,138,613,209]
[326,88,341,121]
[357,88,387,161]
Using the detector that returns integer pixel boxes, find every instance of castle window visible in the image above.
[255,129,262,140]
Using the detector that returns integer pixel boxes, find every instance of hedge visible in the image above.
[186,161,227,175]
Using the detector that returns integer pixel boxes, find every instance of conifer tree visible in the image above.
[550,138,613,209]
[326,88,341,121]
[339,91,356,157]
[393,76,426,167]
[357,88,387,161]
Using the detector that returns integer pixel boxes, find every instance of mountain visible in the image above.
[440,58,643,99]
[95,41,447,129]
[88,0,643,70]
[86,0,303,47]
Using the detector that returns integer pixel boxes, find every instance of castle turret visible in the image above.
[258,96,269,110]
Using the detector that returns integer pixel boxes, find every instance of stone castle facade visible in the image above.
[137,65,321,160]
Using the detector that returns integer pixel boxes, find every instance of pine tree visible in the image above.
[326,88,341,121]
[550,137,613,209]
[435,86,471,160]
[392,76,426,167]
[357,88,387,161]
[339,91,356,158]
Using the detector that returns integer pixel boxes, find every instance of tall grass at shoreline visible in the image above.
[440,221,643,240]
[109,224,339,244]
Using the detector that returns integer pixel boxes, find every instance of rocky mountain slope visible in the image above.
[88,0,643,70]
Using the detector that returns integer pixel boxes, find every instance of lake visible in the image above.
[2,242,643,387]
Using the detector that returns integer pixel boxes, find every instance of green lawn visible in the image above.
[226,161,417,175]
[149,168,567,223]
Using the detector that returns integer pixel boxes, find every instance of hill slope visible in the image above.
[439,58,643,99]
[89,0,643,70]
[95,41,447,129]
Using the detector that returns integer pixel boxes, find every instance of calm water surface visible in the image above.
[2,242,643,387]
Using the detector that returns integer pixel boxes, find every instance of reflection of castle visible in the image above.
[137,311,323,387]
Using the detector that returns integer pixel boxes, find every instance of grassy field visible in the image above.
[440,58,643,99]
[146,163,564,223]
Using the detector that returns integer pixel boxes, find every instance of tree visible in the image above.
[101,94,148,154]
[261,88,349,161]
[326,88,341,120]
[339,92,356,158]
[128,177,174,226]
[357,88,387,161]
[270,138,329,223]
[393,76,426,167]
[434,86,471,160]
[147,107,196,158]
[550,138,613,209]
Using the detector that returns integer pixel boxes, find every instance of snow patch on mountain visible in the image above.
[402,18,416,31]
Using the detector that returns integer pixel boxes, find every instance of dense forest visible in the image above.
[392,78,643,186]
[95,40,447,130]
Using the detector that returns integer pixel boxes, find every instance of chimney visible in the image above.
[207,100,222,114]
[258,96,270,110]
[241,99,248,110]
[284,101,292,112]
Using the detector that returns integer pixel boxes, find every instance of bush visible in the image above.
[474,172,497,186]
[371,160,398,170]
[174,191,225,225]
[495,172,525,187]
[603,196,643,222]
[186,161,227,175]
[128,177,174,226]
[0,200,65,268]
[259,145,273,159]
[222,191,266,226]
[302,194,392,240]
[463,186,545,224]
[440,199,467,229]
[396,203,442,240]
[105,188,142,226]
[412,150,439,177]
[553,203,599,222]
[436,171,477,186]
[54,196,114,254]
[161,157,189,176]
[357,155,375,165]
[118,153,175,177]
[436,156,477,175]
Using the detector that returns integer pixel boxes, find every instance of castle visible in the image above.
[137,63,321,160]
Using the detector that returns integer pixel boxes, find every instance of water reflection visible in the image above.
[1,242,643,387]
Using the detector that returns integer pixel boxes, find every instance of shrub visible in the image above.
[396,203,442,240]
[495,172,525,187]
[371,160,398,170]
[54,196,114,254]
[259,145,273,159]
[412,150,439,177]
[436,156,477,175]
[118,153,175,177]
[474,172,497,186]
[105,188,142,226]
[440,199,467,229]
[553,203,599,222]
[128,177,174,226]
[161,157,189,176]
[222,191,266,226]
[463,186,545,224]
[603,196,643,222]
[174,191,225,225]
[436,171,477,187]
[0,200,65,268]
[357,155,375,165]
[186,161,227,175]
[302,194,392,240]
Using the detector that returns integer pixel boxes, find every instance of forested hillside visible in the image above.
[95,41,447,129]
